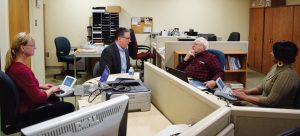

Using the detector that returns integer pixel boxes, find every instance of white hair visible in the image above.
[194,37,209,50]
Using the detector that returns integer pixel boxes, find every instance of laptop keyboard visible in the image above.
[59,85,70,92]
[214,87,237,101]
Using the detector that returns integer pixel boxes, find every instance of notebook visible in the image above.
[214,77,237,101]
[56,76,77,97]
[165,66,188,83]
[99,66,110,89]
[165,66,207,90]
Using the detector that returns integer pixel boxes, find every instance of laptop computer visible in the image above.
[165,66,208,90]
[165,66,188,83]
[99,66,110,89]
[56,76,77,97]
[214,77,237,101]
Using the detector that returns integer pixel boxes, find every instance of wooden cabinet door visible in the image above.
[248,8,264,72]
[9,0,30,67]
[293,6,300,76]
[262,8,275,74]
[262,7,294,74]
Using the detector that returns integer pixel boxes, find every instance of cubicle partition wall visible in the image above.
[144,62,233,136]
[231,107,300,136]
[164,41,248,68]
[144,62,300,136]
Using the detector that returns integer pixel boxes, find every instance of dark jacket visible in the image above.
[99,42,131,75]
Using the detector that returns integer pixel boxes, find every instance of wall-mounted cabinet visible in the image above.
[293,6,300,76]
[248,8,264,72]
[92,12,119,44]
[248,6,300,76]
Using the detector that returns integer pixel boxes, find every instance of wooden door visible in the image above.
[262,7,294,74]
[293,6,300,76]
[9,0,30,67]
[248,8,264,72]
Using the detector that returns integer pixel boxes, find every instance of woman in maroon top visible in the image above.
[176,37,224,89]
[5,32,74,122]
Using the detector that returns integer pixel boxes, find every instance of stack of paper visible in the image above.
[77,48,97,53]
[225,81,244,89]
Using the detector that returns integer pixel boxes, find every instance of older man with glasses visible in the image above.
[98,27,132,75]
[176,37,224,89]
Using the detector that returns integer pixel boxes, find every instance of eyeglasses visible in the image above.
[25,44,36,49]
[121,37,131,40]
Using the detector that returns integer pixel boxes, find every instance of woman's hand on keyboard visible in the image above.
[40,83,55,89]
[232,90,247,100]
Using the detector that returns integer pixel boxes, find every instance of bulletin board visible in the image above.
[131,17,153,33]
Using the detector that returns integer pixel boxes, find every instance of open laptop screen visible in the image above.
[62,76,76,88]
[216,77,225,90]
[165,66,188,83]
[100,66,110,83]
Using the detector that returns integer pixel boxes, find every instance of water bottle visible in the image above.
[128,67,134,76]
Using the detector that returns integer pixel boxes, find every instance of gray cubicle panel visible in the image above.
[144,62,232,136]
[164,41,248,68]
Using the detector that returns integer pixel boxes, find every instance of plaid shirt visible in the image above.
[176,51,224,82]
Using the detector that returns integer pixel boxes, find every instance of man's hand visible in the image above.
[184,50,195,61]
[204,80,216,89]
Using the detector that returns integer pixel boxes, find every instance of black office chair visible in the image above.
[277,127,300,136]
[0,71,56,134]
[227,32,240,41]
[294,78,300,109]
[92,61,100,77]
[207,35,217,41]
[54,36,81,78]
[128,29,155,70]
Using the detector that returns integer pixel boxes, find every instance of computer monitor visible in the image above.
[21,95,129,136]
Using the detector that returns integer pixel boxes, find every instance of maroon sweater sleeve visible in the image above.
[7,63,47,103]
[176,57,192,71]
[207,54,224,81]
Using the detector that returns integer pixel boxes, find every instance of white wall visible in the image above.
[30,0,46,84]
[44,0,251,66]
[0,0,10,71]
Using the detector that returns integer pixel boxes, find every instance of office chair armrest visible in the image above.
[138,45,151,52]
[29,103,54,112]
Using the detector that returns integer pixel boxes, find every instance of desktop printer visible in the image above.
[102,79,151,112]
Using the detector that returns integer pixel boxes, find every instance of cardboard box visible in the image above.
[106,6,121,13]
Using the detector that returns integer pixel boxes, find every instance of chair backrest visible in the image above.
[93,61,100,77]
[227,32,240,41]
[128,29,138,59]
[294,78,300,109]
[207,35,217,41]
[207,49,226,69]
[0,71,20,130]
[54,37,71,60]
